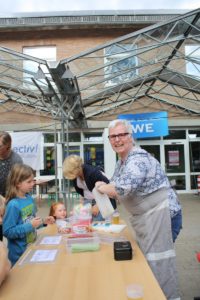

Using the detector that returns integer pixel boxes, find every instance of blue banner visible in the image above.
[118,111,168,138]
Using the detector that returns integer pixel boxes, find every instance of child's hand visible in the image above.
[0,207,4,224]
[31,217,42,228]
[43,216,55,225]
[0,195,5,224]
[58,227,71,234]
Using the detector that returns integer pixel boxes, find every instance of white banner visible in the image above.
[11,132,44,171]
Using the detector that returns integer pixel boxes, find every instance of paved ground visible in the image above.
[175,194,200,300]
[119,193,200,300]
[38,193,200,300]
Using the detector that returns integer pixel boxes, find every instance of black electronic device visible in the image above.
[114,241,133,261]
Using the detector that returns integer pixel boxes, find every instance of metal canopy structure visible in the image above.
[60,8,200,122]
[0,47,86,128]
[0,8,200,128]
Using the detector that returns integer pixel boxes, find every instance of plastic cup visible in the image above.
[112,211,120,224]
[126,284,143,300]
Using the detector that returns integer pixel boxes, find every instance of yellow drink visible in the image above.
[112,212,120,224]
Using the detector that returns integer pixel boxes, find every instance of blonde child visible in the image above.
[3,164,54,266]
[49,202,70,233]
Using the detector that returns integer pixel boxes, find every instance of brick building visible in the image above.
[0,9,199,193]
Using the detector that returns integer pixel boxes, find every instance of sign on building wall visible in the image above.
[11,132,44,170]
[118,111,168,138]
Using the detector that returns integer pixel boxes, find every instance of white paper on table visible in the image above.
[40,236,62,245]
[30,249,58,263]
[92,188,114,219]
[92,224,126,233]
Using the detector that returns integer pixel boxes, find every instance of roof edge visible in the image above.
[0,9,190,31]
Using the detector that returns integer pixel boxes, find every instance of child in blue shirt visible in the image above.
[3,163,54,266]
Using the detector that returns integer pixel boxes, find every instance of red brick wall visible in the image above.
[0,27,145,59]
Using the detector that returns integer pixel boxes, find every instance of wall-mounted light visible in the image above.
[34,66,46,79]
[61,67,74,79]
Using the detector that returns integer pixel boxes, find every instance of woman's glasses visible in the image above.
[108,132,130,141]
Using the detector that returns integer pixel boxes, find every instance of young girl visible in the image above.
[49,202,70,233]
[3,163,54,266]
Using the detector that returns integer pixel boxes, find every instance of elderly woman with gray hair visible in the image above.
[95,119,181,300]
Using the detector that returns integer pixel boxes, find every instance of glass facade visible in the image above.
[168,175,186,190]
[164,144,185,173]
[164,130,186,139]
[41,146,55,176]
[189,141,200,172]
[64,146,80,158]
[67,132,81,142]
[39,128,200,194]
[83,144,104,169]
[83,132,103,141]
[140,145,161,162]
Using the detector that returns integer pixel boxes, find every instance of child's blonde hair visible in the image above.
[63,155,83,180]
[5,164,34,203]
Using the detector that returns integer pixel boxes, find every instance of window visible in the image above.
[67,132,81,142]
[23,46,56,87]
[188,129,200,138]
[163,130,186,140]
[83,132,103,141]
[104,44,138,86]
[185,45,200,77]
[189,141,200,172]
[84,144,104,169]
[64,146,80,158]
[40,146,55,176]
[43,133,56,143]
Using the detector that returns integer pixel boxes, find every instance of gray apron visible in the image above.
[120,188,180,300]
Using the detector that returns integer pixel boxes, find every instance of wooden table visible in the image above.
[0,224,166,300]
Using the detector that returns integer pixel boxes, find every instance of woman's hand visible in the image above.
[95,181,106,192]
[92,204,99,216]
[95,182,117,198]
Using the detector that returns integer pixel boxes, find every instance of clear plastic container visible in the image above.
[126,284,144,299]
[66,236,100,253]
[69,215,92,234]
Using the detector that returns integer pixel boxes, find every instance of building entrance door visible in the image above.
[139,144,161,162]
[164,142,186,190]
[139,140,187,191]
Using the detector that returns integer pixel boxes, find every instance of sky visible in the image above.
[0,0,199,14]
